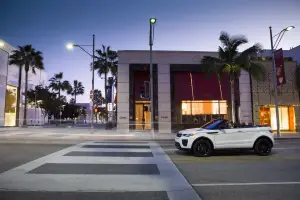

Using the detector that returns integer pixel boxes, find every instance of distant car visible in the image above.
[175,119,274,157]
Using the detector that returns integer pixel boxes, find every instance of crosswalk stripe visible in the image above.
[0,141,201,200]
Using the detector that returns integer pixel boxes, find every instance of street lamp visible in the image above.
[66,35,96,131]
[149,18,156,133]
[0,40,5,48]
[269,25,295,137]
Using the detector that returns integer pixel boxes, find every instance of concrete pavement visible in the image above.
[1,127,300,143]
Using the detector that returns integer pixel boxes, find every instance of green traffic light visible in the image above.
[150,18,156,24]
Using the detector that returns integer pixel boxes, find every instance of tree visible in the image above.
[68,80,84,103]
[92,89,105,123]
[9,45,44,126]
[26,85,59,121]
[201,31,265,123]
[69,98,76,104]
[93,89,105,107]
[49,72,71,100]
[93,45,117,123]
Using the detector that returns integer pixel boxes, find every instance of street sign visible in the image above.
[108,103,113,112]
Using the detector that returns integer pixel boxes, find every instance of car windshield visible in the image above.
[202,119,224,130]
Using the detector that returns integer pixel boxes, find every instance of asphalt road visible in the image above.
[0,143,72,173]
[1,140,300,200]
[159,140,300,200]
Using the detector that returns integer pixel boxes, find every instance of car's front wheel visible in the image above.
[254,138,272,156]
[192,139,213,157]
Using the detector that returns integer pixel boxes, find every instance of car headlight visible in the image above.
[183,133,197,137]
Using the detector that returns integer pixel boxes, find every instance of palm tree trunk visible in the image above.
[74,92,76,104]
[230,71,236,123]
[217,74,223,100]
[16,66,22,127]
[105,71,108,123]
[23,70,29,126]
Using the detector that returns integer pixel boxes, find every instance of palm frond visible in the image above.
[247,62,265,81]
[235,43,263,68]
[230,35,248,50]
[219,31,231,48]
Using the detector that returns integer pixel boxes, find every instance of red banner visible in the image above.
[274,48,286,87]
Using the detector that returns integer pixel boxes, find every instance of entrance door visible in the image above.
[135,101,151,130]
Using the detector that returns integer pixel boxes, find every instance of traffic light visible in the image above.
[94,108,99,113]
[140,85,146,99]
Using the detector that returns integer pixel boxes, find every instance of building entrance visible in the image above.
[135,101,151,130]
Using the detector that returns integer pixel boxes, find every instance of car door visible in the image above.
[214,128,241,149]
[237,127,259,148]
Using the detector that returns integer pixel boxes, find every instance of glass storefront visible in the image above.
[180,100,228,125]
[260,106,295,131]
[4,85,17,126]
[135,100,151,130]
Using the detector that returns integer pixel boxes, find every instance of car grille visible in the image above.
[177,133,182,137]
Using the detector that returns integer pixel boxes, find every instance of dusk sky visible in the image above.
[1,0,300,103]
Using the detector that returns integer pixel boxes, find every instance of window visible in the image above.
[181,100,227,115]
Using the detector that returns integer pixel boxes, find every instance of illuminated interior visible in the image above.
[260,106,295,130]
[4,85,17,126]
[135,100,151,130]
[181,100,227,115]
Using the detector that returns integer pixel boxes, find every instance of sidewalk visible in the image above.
[1,127,300,142]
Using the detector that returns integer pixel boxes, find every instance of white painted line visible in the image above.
[65,134,135,137]
[72,148,153,152]
[163,148,178,152]
[273,147,300,150]
[192,182,300,187]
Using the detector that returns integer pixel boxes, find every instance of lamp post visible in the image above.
[269,26,295,137]
[66,35,96,131]
[149,18,156,133]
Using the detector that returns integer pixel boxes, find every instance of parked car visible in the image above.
[175,119,274,157]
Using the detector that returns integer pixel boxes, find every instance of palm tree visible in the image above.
[68,80,85,103]
[93,45,117,123]
[9,45,44,126]
[49,72,71,100]
[201,31,265,123]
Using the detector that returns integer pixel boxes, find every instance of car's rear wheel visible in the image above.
[192,139,213,157]
[254,138,272,156]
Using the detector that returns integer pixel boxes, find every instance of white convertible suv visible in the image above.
[175,119,274,157]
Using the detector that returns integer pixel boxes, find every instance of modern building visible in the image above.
[260,45,300,65]
[0,41,48,127]
[251,59,299,131]
[117,50,300,133]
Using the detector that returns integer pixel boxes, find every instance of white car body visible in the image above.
[175,122,275,151]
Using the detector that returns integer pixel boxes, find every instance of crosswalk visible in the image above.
[0,141,201,200]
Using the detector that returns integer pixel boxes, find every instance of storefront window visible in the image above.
[260,106,295,131]
[181,100,227,115]
[5,85,17,126]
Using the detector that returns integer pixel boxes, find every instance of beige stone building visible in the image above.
[252,60,299,131]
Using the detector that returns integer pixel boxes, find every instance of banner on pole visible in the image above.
[274,48,286,87]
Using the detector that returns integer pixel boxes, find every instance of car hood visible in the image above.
[179,128,204,134]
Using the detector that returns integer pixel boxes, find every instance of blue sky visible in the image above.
[1,0,300,103]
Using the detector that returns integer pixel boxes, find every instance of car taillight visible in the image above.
[269,130,273,133]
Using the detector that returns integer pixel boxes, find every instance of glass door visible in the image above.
[135,101,151,130]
